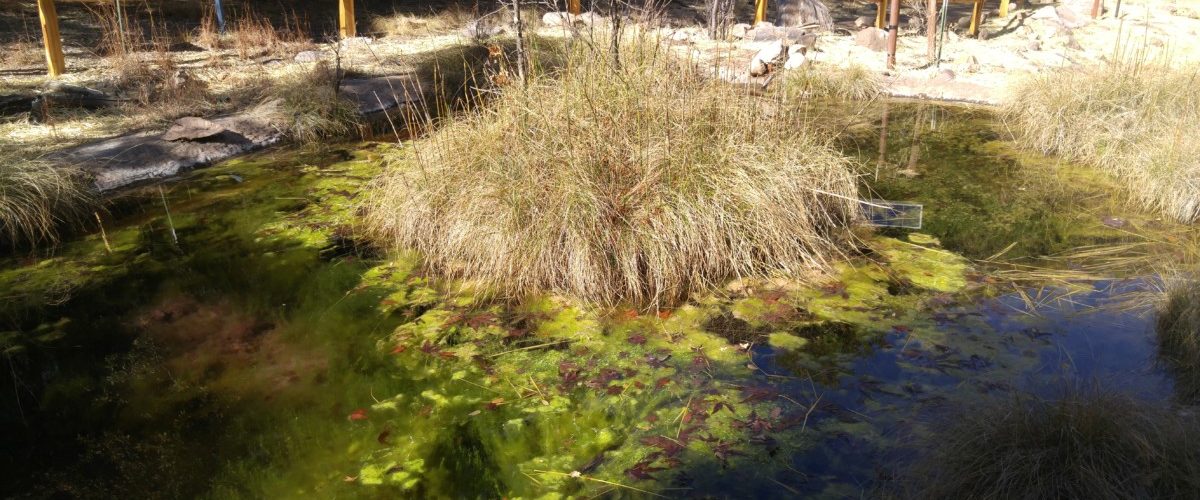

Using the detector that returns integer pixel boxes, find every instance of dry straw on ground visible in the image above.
[365,34,861,306]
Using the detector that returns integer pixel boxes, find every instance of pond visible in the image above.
[0,102,1186,498]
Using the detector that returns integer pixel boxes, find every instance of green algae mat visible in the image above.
[1,104,1191,498]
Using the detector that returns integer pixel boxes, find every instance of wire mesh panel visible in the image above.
[861,200,923,229]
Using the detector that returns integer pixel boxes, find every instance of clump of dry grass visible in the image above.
[228,9,311,59]
[369,6,477,38]
[1004,60,1200,222]
[1158,280,1200,403]
[364,35,860,306]
[0,149,94,248]
[273,62,360,143]
[778,64,881,101]
[903,390,1200,499]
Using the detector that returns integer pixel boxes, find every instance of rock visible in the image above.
[1057,0,1099,26]
[31,83,116,122]
[1101,215,1127,228]
[954,15,973,31]
[576,12,603,26]
[339,36,372,47]
[749,41,786,77]
[1026,39,1042,51]
[960,54,980,72]
[0,94,36,117]
[731,23,751,39]
[778,0,834,31]
[854,16,872,28]
[930,68,956,82]
[463,19,508,39]
[783,45,807,70]
[294,50,323,63]
[754,21,776,30]
[854,27,888,52]
[163,117,227,142]
[542,11,575,27]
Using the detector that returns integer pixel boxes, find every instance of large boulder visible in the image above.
[855,27,888,52]
[749,41,787,77]
[777,0,834,31]
[163,117,227,142]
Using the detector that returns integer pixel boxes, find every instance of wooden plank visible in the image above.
[38,0,66,77]
[1000,0,1010,17]
[339,0,356,38]
[567,0,581,15]
[754,0,768,24]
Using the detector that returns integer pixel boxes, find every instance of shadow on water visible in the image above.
[0,102,1195,498]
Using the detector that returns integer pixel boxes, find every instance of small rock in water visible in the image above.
[1101,216,1127,228]
[163,117,226,142]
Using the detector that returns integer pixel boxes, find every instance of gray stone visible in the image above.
[749,41,786,77]
[163,117,227,142]
[730,23,752,39]
[294,50,324,63]
[854,16,872,28]
[542,11,575,27]
[854,27,888,52]
[783,45,807,70]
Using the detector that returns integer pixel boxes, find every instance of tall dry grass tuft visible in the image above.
[364,35,861,306]
[228,8,311,59]
[1157,280,1200,403]
[272,62,360,143]
[369,6,478,38]
[0,150,94,248]
[903,390,1200,498]
[1004,60,1200,222]
[778,64,881,101]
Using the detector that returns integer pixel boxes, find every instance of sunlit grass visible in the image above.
[365,33,861,306]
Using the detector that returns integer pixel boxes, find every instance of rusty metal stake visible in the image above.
[886,0,900,69]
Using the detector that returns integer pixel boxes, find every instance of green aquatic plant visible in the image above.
[364,34,861,306]
[901,390,1200,499]
[1004,60,1200,222]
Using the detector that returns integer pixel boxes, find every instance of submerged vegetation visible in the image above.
[1005,60,1200,222]
[904,390,1200,499]
[365,35,861,305]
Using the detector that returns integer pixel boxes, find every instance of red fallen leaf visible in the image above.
[656,309,672,320]
[607,385,625,395]
[348,408,368,421]
[633,380,645,389]
[655,377,671,389]
[645,414,659,423]
[622,309,639,320]
[377,429,391,444]
[390,345,408,354]
[892,325,911,333]
[486,397,506,410]
[437,351,457,360]
[640,435,685,457]
[627,333,647,345]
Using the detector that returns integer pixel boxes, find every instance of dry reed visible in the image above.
[364,34,861,306]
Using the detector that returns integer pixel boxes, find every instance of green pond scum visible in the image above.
[1,103,1196,498]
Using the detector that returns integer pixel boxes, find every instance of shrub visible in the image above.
[777,64,881,101]
[0,150,94,248]
[364,35,860,306]
[1004,61,1200,222]
[902,390,1200,499]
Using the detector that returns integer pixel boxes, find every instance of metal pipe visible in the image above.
[214,0,226,33]
[935,0,949,68]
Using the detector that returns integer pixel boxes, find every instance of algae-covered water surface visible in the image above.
[0,103,1187,498]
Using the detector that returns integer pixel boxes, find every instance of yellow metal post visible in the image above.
[567,0,581,15]
[968,0,983,36]
[1000,0,1011,17]
[876,0,886,28]
[37,0,66,77]
[339,0,356,38]
[754,0,768,24]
